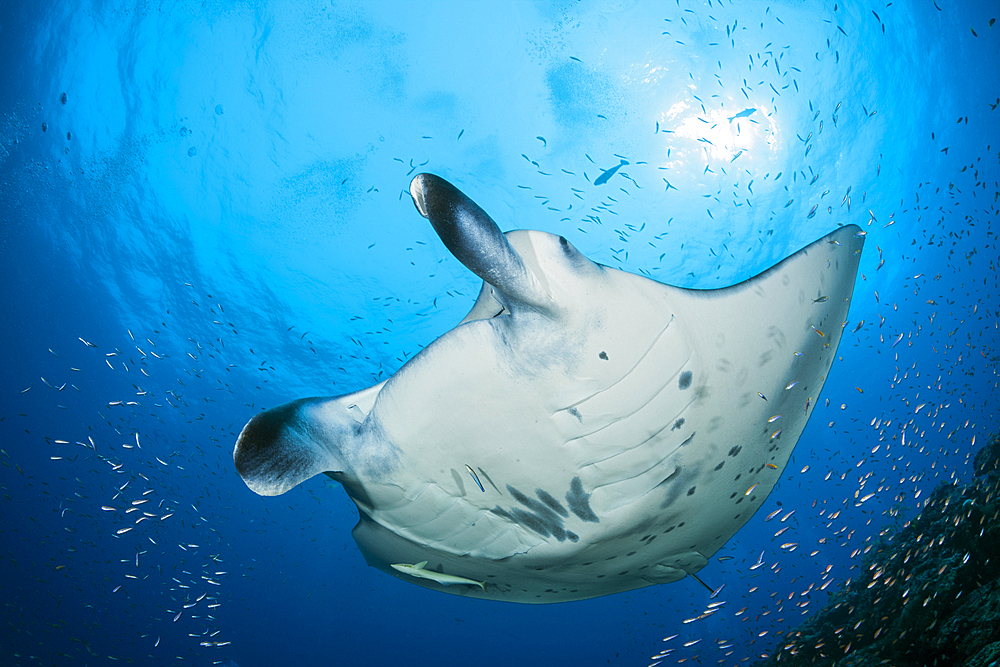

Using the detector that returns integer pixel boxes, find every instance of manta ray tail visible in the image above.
[687,572,715,593]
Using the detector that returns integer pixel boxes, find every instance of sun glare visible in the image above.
[658,99,775,168]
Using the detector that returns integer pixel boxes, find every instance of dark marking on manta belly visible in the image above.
[498,482,588,541]
[659,466,681,484]
[599,351,609,360]
[678,370,693,389]
[566,477,599,522]
[671,418,685,431]
[535,489,569,517]
[659,465,701,509]
[511,507,565,540]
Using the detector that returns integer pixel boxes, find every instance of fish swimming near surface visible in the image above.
[593,159,628,185]
[728,107,757,122]
[234,173,864,603]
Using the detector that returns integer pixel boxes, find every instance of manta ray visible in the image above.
[234,173,864,603]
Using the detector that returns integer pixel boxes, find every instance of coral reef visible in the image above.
[754,433,1000,667]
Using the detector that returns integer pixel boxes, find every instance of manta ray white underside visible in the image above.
[234,173,864,603]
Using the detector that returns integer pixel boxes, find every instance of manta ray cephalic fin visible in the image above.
[410,173,555,315]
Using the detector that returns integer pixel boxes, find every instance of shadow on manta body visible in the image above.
[234,173,864,604]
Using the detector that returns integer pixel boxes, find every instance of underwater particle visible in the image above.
[187,147,197,157]
[215,104,224,115]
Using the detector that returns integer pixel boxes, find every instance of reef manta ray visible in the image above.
[234,173,864,603]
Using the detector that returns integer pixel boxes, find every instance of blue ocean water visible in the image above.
[1,1,997,665]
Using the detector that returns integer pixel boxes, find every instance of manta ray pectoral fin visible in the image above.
[234,386,381,496]
[410,173,554,314]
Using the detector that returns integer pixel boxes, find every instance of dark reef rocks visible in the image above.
[754,432,1000,667]
[974,433,1000,479]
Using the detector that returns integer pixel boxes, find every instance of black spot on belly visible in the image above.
[687,486,696,496]
[671,418,685,431]
[566,477,599,522]
[490,506,513,521]
[678,370,693,389]
[728,445,743,457]
[714,461,725,471]
[599,351,609,360]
